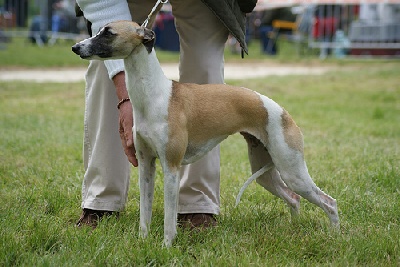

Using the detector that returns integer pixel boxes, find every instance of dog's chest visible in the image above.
[130,79,172,157]
[134,109,169,157]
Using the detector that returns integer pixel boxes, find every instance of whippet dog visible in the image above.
[72,21,339,247]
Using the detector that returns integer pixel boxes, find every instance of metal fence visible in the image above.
[303,3,400,57]
[256,0,400,57]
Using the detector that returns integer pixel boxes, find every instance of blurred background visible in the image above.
[0,0,400,58]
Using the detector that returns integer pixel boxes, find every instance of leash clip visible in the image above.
[142,0,169,28]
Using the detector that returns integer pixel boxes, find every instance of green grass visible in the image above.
[1,37,400,265]
[1,35,388,68]
[0,36,286,68]
[1,35,397,75]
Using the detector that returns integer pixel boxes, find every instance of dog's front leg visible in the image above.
[162,165,180,247]
[137,139,157,239]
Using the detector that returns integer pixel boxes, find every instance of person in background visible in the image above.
[259,7,296,55]
[74,0,257,229]
[49,0,78,45]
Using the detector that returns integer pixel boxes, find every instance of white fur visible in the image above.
[72,21,340,247]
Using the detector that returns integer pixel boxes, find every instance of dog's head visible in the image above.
[72,20,155,60]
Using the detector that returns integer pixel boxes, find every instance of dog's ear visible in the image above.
[143,28,155,53]
[137,27,155,53]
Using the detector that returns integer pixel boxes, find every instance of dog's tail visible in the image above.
[235,163,273,207]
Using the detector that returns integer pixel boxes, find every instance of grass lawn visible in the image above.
[0,35,374,67]
[0,37,399,266]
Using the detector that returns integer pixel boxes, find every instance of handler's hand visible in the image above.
[118,102,138,166]
[113,71,138,167]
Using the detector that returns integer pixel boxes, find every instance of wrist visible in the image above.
[117,98,130,109]
[112,71,129,101]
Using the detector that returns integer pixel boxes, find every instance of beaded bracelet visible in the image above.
[117,98,130,109]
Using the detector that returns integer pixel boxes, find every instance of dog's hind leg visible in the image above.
[241,133,301,217]
[278,165,339,228]
[257,168,301,217]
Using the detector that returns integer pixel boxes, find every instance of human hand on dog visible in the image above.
[118,103,138,166]
[113,72,138,167]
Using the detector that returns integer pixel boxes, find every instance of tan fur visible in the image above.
[166,81,268,169]
[72,20,339,247]
[111,21,144,41]
[281,109,303,152]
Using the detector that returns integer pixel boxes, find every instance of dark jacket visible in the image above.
[202,0,257,54]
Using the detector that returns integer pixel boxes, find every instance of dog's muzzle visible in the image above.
[71,43,80,54]
[72,43,86,58]
[72,40,113,59]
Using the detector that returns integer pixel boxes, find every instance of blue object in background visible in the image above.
[259,26,277,55]
[153,14,180,52]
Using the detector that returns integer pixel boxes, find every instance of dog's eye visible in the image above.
[102,27,115,37]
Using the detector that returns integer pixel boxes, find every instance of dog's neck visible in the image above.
[123,45,171,111]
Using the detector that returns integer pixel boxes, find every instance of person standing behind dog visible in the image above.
[74,0,257,229]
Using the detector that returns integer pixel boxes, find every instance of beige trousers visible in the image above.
[81,0,229,214]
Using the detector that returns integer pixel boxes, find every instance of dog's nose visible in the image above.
[72,44,80,54]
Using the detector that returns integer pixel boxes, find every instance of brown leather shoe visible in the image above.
[76,208,117,229]
[177,213,217,230]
